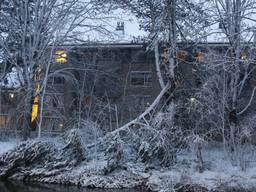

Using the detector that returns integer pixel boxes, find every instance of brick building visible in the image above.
[0,42,255,135]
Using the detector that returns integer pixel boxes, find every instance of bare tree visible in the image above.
[0,0,118,140]
[185,0,256,166]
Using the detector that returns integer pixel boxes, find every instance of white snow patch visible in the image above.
[0,67,24,89]
[0,140,18,154]
[147,145,256,191]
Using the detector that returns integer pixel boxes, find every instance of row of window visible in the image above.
[48,49,254,65]
[55,49,153,87]
[171,50,248,63]
[46,71,153,88]
[55,50,146,64]
[162,50,205,63]
[55,50,124,64]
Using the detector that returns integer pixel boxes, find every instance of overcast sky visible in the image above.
[78,5,256,43]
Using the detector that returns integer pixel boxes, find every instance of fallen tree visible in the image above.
[0,0,185,187]
[0,91,182,183]
[0,128,148,189]
[0,130,86,180]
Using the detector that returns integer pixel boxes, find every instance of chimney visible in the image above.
[116,22,125,35]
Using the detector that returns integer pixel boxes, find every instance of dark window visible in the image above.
[54,77,65,84]
[130,71,152,86]
[101,50,112,61]
[135,53,146,63]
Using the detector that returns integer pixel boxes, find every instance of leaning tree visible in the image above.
[94,0,210,165]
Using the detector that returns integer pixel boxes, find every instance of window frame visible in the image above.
[130,71,153,87]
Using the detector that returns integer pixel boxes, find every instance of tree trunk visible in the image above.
[22,86,33,141]
[166,0,177,80]
[154,40,165,89]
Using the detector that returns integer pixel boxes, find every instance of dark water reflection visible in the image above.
[0,180,145,192]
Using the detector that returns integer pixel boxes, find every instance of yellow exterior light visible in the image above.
[59,123,64,128]
[196,52,205,62]
[55,50,67,63]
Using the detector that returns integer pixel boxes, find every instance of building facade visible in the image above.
[0,42,255,135]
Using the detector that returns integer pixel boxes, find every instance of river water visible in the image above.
[0,180,145,192]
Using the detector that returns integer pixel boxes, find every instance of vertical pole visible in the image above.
[115,104,119,129]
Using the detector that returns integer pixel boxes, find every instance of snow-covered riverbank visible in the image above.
[1,131,256,192]
[145,144,256,191]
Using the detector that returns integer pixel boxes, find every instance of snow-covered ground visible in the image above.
[0,140,18,154]
[147,145,256,191]
[55,144,256,191]
[1,134,256,192]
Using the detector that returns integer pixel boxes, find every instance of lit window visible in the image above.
[196,52,204,62]
[0,115,8,126]
[130,71,152,86]
[55,50,67,63]
[31,78,41,123]
[176,51,188,61]
[31,96,39,123]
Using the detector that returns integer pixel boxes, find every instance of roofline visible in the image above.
[194,42,255,47]
[53,43,145,49]
[53,41,256,49]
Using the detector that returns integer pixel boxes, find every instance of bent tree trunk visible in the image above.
[108,81,172,136]
[105,0,178,139]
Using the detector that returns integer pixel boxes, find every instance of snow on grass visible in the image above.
[147,144,256,191]
[0,140,18,154]
[2,133,256,191]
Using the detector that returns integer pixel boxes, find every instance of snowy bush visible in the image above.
[185,134,207,172]
[135,103,184,167]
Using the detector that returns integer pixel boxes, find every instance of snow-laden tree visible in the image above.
[109,0,209,85]
[92,0,210,166]
[0,0,115,140]
[185,0,256,165]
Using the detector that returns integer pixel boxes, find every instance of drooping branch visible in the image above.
[109,81,172,135]
[237,86,256,115]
